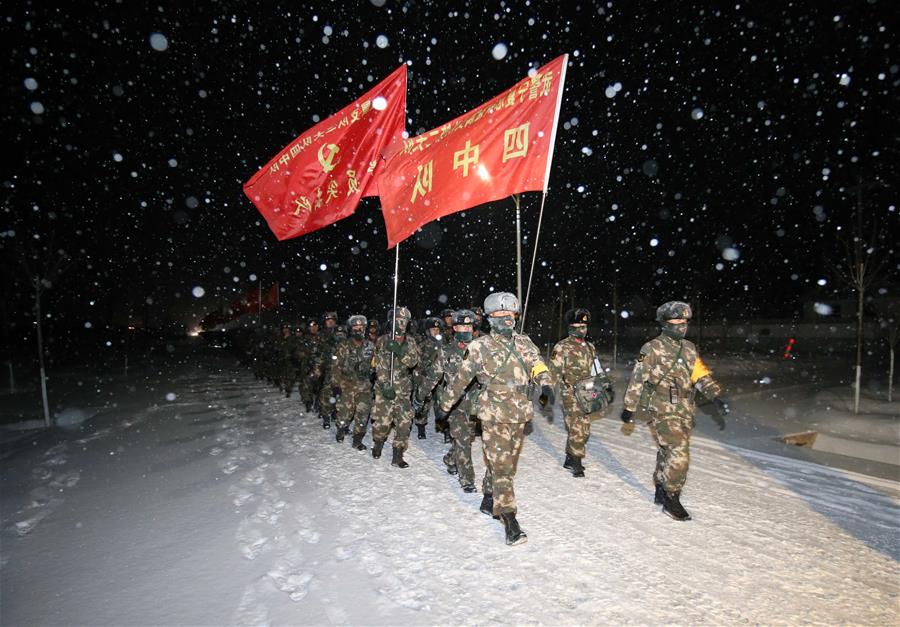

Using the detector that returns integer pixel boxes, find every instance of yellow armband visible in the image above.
[691,357,711,384]
[531,362,549,380]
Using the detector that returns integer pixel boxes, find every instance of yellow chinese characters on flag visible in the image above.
[243,65,407,241]
[377,55,568,248]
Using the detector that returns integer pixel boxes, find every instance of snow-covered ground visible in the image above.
[1,346,898,625]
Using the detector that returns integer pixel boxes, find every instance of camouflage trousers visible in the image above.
[371,391,414,451]
[480,421,526,516]
[649,412,694,493]
[318,372,336,414]
[442,408,475,487]
[564,412,592,459]
[335,383,372,437]
[298,371,320,404]
[280,363,301,395]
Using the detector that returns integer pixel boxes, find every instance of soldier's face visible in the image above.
[367,328,378,340]
[351,324,365,337]
[325,319,337,329]
[427,327,441,338]
[443,316,453,327]
[667,319,688,325]
[453,324,473,334]
[309,323,319,335]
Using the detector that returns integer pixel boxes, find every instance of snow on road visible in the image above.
[1,351,898,626]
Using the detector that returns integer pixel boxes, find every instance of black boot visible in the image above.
[563,453,574,469]
[391,446,409,468]
[500,513,527,546]
[442,453,458,475]
[662,490,692,521]
[335,425,345,443]
[654,483,665,505]
[443,430,452,444]
[417,423,427,440]
[571,456,585,478]
[351,432,367,451]
[479,493,494,516]
[305,400,312,413]
[372,439,385,459]
[461,483,477,493]
[321,413,331,429]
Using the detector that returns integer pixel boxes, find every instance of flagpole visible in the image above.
[389,242,400,386]
[257,280,262,326]
[520,53,568,333]
[513,194,523,307]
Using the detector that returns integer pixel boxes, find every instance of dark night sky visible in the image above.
[2,0,897,341]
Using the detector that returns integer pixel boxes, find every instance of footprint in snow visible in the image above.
[209,446,224,456]
[221,458,241,474]
[267,570,313,602]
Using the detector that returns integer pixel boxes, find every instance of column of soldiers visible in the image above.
[236,295,730,544]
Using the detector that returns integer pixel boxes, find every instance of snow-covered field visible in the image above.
[1,348,898,626]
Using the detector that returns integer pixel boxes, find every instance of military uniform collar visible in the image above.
[658,333,682,349]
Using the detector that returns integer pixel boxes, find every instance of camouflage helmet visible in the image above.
[565,307,591,325]
[347,314,367,328]
[656,301,692,323]
[440,308,454,319]
[323,311,338,322]
[452,309,476,327]
[366,318,380,333]
[483,292,519,315]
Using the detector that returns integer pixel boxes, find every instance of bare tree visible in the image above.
[873,300,899,403]
[12,235,72,428]
[829,178,888,414]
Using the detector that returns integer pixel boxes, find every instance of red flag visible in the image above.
[244,66,407,241]
[377,55,568,248]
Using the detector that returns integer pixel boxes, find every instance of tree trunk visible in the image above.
[889,344,895,403]
[35,281,51,428]
[854,286,864,414]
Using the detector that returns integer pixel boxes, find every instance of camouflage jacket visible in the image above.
[333,338,376,390]
[302,333,325,377]
[439,331,551,424]
[374,333,420,397]
[438,339,477,414]
[623,333,722,417]
[414,337,445,402]
[279,335,303,365]
[550,335,600,386]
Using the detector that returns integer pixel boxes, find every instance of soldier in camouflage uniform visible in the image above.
[440,308,455,345]
[367,318,380,343]
[548,308,614,478]
[438,309,480,493]
[412,317,445,440]
[621,301,730,521]
[317,311,341,428]
[278,324,303,398]
[371,307,421,467]
[299,318,325,413]
[333,315,376,446]
[436,292,555,546]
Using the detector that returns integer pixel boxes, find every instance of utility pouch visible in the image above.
[574,375,612,414]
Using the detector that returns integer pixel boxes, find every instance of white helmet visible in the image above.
[483,292,519,314]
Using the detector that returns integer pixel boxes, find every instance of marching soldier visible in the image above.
[278,324,303,398]
[438,309,479,493]
[548,308,614,478]
[317,311,341,428]
[299,318,325,413]
[367,318,380,343]
[436,292,555,546]
[440,308,455,345]
[413,317,445,439]
[333,315,376,447]
[620,301,730,521]
[371,307,421,467]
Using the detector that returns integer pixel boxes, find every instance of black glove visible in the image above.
[714,397,731,416]
[523,420,534,436]
[386,340,405,356]
[540,385,555,406]
[433,407,449,423]
[604,386,615,404]
[620,408,635,424]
